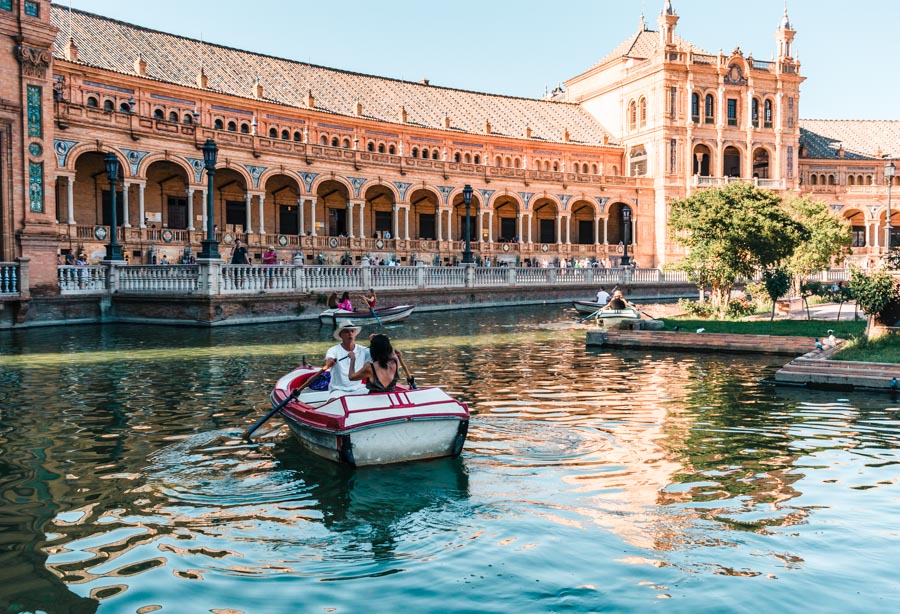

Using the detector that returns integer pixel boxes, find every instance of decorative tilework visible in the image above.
[54,139,79,167]
[245,165,267,189]
[27,85,42,139]
[437,186,454,205]
[24,1,39,17]
[594,197,609,213]
[518,192,534,210]
[83,80,134,94]
[187,158,205,183]
[393,181,412,201]
[479,189,495,207]
[557,195,572,211]
[29,162,44,213]
[297,172,318,192]
[29,142,43,157]
[119,148,149,176]
[346,176,367,198]
[0,0,12,12]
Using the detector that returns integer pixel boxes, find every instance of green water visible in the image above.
[0,307,897,613]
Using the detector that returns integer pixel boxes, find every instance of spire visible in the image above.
[780,0,792,30]
[663,0,676,16]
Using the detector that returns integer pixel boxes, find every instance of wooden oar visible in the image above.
[243,367,328,439]
[369,307,384,326]
[580,308,604,323]
[396,352,417,389]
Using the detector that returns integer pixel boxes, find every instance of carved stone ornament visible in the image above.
[724,64,748,86]
[15,44,52,78]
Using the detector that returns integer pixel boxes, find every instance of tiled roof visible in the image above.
[50,6,614,147]
[586,27,711,72]
[800,120,900,160]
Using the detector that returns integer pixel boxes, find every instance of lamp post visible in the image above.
[885,159,895,254]
[462,184,474,264]
[104,153,123,261]
[198,139,220,259]
[620,204,632,266]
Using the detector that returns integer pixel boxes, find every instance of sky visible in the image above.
[62,0,899,120]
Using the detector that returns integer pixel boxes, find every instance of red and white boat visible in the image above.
[269,367,470,466]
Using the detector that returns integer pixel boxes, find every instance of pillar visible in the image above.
[392,203,399,239]
[487,210,494,243]
[201,187,208,229]
[186,187,195,231]
[437,208,443,242]
[244,193,253,234]
[122,182,131,227]
[310,197,317,236]
[347,200,355,238]
[138,183,146,228]
[404,205,410,240]
[298,197,305,235]
[258,193,265,235]
[66,176,76,225]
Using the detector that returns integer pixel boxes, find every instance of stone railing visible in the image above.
[58,265,108,295]
[0,261,24,298]
[692,176,786,190]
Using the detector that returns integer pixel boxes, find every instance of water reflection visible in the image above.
[1,308,899,612]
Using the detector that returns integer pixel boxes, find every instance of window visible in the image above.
[227,121,237,131]
[787,97,795,128]
[120,102,131,112]
[183,113,193,124]
[705,94,715,123]
[331,137,338,147]
[281,130,289,140]
[165,111,176,122]
[389,145,396,155]
[848,175,855,186]
[293,131,302,141]
[411,147,419,158]
[367,142,375,152]
[727,99,738,126]
[154,109,165,120]
[552,162,559,172]
[87,96,99,108]
[670,139,677,174]
[591,164,598,174]
[342,138,351,148]
[454,152,461,163]
[240,123,250,134]
[269,128,278,138]
[630,146,648,177]
[103,99,114,112]
[504,156,511,167]
[474,155,481,165]
[431,150,438,160]
[495,156,502,166]
[810,175,818,186]
[320,135,328,145]
[214,119,224,130]
[378,143,386,153]
[669,86,677,120]
[628,100,637,130]
[851,226,866,247]
[464,153,471,163]
[764,100,773,128]
[639,98,647,127]
[514,157,521,169]
[691,92,700,123]
[751,98,759,127]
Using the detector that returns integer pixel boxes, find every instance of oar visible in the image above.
[580,308,604,323]
[369,307,384,326]
[243,367,328,439]
[396,352,417,389]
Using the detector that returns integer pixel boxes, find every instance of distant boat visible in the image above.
[269,367,469,466]
[318,304,415,326]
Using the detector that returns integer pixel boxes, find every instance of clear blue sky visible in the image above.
[63,0,898,120]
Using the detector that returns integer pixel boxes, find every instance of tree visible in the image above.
[762,268,791,322]
[668,183,808,316]
[782,194,852,289]
[848,267,900,336]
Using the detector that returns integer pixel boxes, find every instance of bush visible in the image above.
[678,298,712,318]
[725,297,756,319]
[849,268,899,320]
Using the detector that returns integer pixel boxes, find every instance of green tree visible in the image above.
[668,183,808,316]
[762,268,791,322]
[782,194,852,289]
[849,267,900,336]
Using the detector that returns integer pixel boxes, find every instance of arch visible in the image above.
[693,143,713,176]
[227,121,237,131]
[848,175,855,186]
[704,92,715,123]
[844,208,867,247]
[119,102,131,113]
[454,152,461,163]
[360,179,401,203]
[66,145,131,177]
[411,147,419,158]
[269,127,278,138]
[606,201,633,245]
[751,146,772,179]
[168,110,179,122]
[103,99,115,112]
[136,152,196,182]
[570,198,599,245]
[214,118,224,130]
[474,154,481,165]
[153,108,165,120]
[86,95,99,108]
[330,136,339,147]
[751,97,760,127]
[342,137,351,149]
[308,173,356,197]
[388,144,396,155]
[484,190,523,211]
[639,97,647,127]
[280,130,289,140]
[691,92,700,121]
[628,99,637,131]
[240,123,250,134]
[723,144,744,177]
[763,98,774,127]
[183,113,194,125]
[810,174,818,186]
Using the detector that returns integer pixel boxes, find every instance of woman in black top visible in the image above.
[348,334,401,393]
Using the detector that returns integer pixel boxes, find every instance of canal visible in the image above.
[0,306,897,612]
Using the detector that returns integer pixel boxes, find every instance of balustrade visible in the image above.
[0,262,20,295]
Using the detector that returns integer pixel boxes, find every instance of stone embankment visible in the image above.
[775,347,900,391]
[586,330,817,356]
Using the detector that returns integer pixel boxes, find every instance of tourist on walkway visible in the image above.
[262,246,277,265]
[230,240,249,265]
[323,321,370,395]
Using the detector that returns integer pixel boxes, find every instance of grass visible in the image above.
[831,334,900,364]
[659,318,867,339]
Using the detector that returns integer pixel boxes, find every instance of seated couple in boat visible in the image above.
[327,289,376,312]
[323,321,402,395]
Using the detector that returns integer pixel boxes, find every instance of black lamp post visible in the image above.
[198,139,220,259]
[620,204,632,267]
[886,159,895,254]
[462,184,474,264]
[104,153,123,261]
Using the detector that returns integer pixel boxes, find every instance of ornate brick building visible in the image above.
[0,1,896,292]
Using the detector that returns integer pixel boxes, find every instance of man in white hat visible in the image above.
[323,321,371,395]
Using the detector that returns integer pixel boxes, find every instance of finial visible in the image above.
[663,0,676,16]
[781,0,792,30]
[639,13,646,30]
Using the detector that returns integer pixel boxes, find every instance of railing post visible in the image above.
[104,260,123,294]
[464,262,475,288]
[197,259,222,295]
[624,266,633,283]
[507,266,517,287]
[657,268,664,282]
[585,268,594,285]
[294,264,306,293]
[547,268,558,284]
[360,256,372,289]
[15,258,30,299]
[417,261,426,289]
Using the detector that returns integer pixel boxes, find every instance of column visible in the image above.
[603,217,609,244]
[556,214,562,244]
[138,183,146,228]
[122,182,131,227]
[404,206,410,240]
[357,200,365,239]
[347,200,355,238]
[517,212,523,242]
[244,193,253,234]
[488,210,494,243]
[527,214,533,244]
[565,216,571,244]
[309,197,317,236]
[437,208,443,242]
[477,209,484,243]
[258,194,265,235]
[201,187,208,229]
[594,215,600,244]
[186,187,194,231]
[66,176,76,225]
[392,203,399,239]
[297,197,305,235]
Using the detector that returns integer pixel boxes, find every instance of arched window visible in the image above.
[411,147,419,158]
[378,143,386,153]
[504,156,512,167]
[120,102,131,112]
[829,175,836,185]
[227,121,237,131]
[751,98,760,127]
[389,145,396,155]
[168,111,179,122]
[591,164,598,174]
[583,163,590,174]
[514,157,521,168]
[628,100,637,130]
[269,128,278,138]
[281,130,289,140]
[691,92,700,122]
[848,175,855,186]
[639,97,647,127]
[103,99,114,112]
[810,174,818,186]
[432,150,439,160]
[474,154,481,165]
[342,138,351,148]
[183,113,193,124]
[464,153,471,163]
[496,155,502,167]
[764,99,773,127]
[705,94,715,123]
[331,137,339,147]
[367,141,375,152]
[320,134,328,145]
[630,146,648,177]
[86,96,98,108]
[240,123,250,134]
[552,162,559,172]
[214,118,224,130]
[293,131,302,141]
[154,108,165,120]
[544,161,550,171]
[454,152,461,163]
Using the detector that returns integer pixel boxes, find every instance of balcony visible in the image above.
[692,176,786,190]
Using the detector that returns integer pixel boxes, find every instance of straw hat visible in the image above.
[333,320,362,341]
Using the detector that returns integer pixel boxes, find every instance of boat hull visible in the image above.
[318,304,415,326]
[573,301,641,320]
[270,367,469,467]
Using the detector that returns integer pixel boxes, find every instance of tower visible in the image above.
[658,0,679,47]
[776,3,795,59]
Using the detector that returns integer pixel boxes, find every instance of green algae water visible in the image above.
[1,307,898,613]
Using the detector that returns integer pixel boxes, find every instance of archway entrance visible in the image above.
[723,146,741,177]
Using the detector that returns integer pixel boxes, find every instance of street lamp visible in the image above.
[462,184,474,264]
[104,153,123,261]
[885,159,895,254]
[198,139,220,259]
[620,204,632,266]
